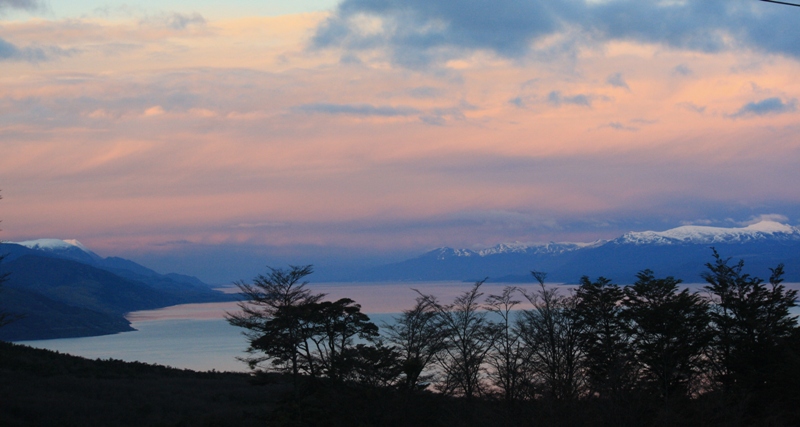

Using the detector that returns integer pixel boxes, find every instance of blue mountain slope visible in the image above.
[359,221,800,283]
[0,240,235,341]
[0,286,135,341]
[2,240,218,293]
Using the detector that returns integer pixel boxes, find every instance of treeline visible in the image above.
[228,249,800,426]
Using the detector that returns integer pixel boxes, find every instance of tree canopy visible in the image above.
[227,251,800,425]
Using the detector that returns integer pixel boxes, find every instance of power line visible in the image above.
[759,0,800,7]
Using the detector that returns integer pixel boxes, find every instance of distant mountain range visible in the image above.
[356,221,800,283]
[0,239,235,341]
[3,222,798,340]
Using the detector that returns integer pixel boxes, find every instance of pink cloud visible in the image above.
[1,11,800,273]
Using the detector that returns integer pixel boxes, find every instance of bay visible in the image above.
[18,281,533,372]
[19,280,799,372]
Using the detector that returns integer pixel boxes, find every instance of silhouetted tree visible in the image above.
[305,298,380,381]
[623,270,710,403]
[419,280,497,399]
[572,276,635,400]
[248,302,322,378]
[517,272,585,401]
[383,295,447,390]
[485,286,527,401]
[226,265,323,381]
[341,342,404,388]
[702,249,799,400]
[228,264,398,388]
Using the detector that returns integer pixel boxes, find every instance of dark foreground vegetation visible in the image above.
[2,248,800,426]
[0,341,287,426]
[223,249,800,426]
[3,336,800,427]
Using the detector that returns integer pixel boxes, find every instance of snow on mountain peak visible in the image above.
[426,221,798,260]
[616,221,800,245]
[12,238,91,253]
[478,242,537,256]
[429,241,600,259]
[743,220,795,233]
[478,241,591,256]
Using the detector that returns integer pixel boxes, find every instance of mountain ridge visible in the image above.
[612,221,800,246]
[425,221,800,257]
[358,221,800,283]
[5,239,213,290]
[0,240,235,341]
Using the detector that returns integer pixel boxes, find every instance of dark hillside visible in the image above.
[3,255,183,314]
[0,254,236,341]
[0,242,227,298]
[0,342,457,427]
[0,287,134,341]
[0,342,520,427]
[0,342,281,427]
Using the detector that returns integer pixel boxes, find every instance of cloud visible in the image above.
[604,121,638,131]
[295,101,466,125]
[339,53,362,64]
[6,6,800,277]
[729,97,797,118]
[548,91,592,107]
[420,106,466,125]
[606,72,629,90]
[600,118,654,132]
[143,106,165,117]
[743,213,790,225]
[407,86,443,99]
[230,222,288,229]
[0,38,20,58]
[680,219,715,226]
[296,102,420,117]
[449,210,561,229]
[0,0,40,12]
[140,12,207,30]
[678,102,706,113]
[165,12,206,30]
[313,0,800,67]
[153,239,195,247]
[0,37,72,62]
[312,0,564,67]
[673,64,693,76]
[508,96,526,108]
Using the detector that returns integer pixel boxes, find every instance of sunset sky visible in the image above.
[2,0,800,283]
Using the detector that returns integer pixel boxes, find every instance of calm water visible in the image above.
[17,281,800,372]
[18,281,533,372]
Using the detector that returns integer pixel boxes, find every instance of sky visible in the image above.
[2,0,800,283]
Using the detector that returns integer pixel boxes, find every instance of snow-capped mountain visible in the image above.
[360,221,800,283]
[11,238,104,264]
[428,247,480,260]
[477,241,602,256]
[428,241,604,260]
[13,238,92,252]
[612,221,800,246]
